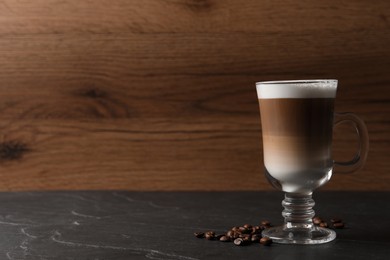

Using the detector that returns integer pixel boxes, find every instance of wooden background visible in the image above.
[0,0,388,191]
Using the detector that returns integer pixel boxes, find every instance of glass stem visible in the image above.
[282,193,315,229]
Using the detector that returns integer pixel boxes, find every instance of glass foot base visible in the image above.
[262,226,336,245]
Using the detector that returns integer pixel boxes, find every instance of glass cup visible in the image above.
[256,79,368,244]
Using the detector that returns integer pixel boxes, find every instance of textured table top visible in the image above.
[0,191,389,260]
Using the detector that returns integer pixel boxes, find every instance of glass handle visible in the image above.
[333,113,369,173]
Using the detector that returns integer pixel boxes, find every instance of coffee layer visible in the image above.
[259,98,334,189]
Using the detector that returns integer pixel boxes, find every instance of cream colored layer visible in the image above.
[263,135,331,179]
[256,80,337,99]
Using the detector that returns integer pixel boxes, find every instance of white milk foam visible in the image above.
[256,80,337,99]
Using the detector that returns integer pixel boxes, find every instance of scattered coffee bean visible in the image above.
[319,222,328,228]
[241,226,253,234]
[226,230,234,238]
[331,218,342,223]
[194,232,204,238]
[243,224,252,229]
[232,226,240,232]
[194,216,346,247]
[260,225,269,230]
[234,238,246,246]
[260,237,273,246]
[233,232,240,239]
[205,231,215,240]
[259,225,268,230]
[252,226,262,234]
[219,235,230,242]
[215,234,224,240]
[312,216,322,225]
[205,234,214,240]
[226,231,239,239]
[333,222,345,229]
[239,234,251,240]
[251,234,261,242]
[261,220,271,227]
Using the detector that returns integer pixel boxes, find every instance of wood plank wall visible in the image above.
[0,0,389,191]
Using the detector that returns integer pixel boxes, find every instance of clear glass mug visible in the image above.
[256,79,369,244]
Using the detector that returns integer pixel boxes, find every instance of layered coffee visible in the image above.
[257,81,337,193]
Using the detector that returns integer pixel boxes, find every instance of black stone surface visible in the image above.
[0,191,389,260]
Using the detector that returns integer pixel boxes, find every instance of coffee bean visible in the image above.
[205,231,215,240]
[215,234,224,240]
[205,234,214,240]
[232,226,240,232]
[243,224,252,229]
[239,226,251,234]
[319,221,328,228]
[219,235,230,242]
[251,234,261,242]
[239,234,251,240]
[333,222,345,229]
[260,237,273,246]
[206,235,215,240]
[234,238,246,246]
[226,230,234,238]
[227,231,239,239]
[331,218,342,223]
[260,225,269,230]
[226,230,241,239]
[312,216,322,225]
[252,226,262,234]
[194,232,204,238]
[261,220,271,227]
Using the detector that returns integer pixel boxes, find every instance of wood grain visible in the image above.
[0,0,388,34]
[0,0,388,191]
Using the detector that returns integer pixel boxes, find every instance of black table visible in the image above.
[0,191,388,260]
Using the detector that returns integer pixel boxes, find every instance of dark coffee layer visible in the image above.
[259,98,334,138]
